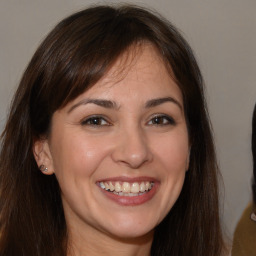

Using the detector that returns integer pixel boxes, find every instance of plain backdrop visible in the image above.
[0,0,256,238]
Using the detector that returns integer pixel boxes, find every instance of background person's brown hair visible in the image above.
[252,104,256,206]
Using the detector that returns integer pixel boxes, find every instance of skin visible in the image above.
[34,44,190,256]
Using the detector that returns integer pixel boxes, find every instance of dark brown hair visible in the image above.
[0,5,226,256]
[252,103,256,206]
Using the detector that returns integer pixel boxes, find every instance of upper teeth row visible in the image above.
[99,181,153,193]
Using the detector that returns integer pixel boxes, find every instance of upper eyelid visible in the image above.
[148,113,174,120]
[81,114,108,120]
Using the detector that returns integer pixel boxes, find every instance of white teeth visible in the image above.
[140,182,146,192]
[109,182,115,191]
[99,182,105,189]
[99,181,154,195]
[122,182,131,193]
[131,182,140,193]
[115,182,122,192]
[105,183,110,190]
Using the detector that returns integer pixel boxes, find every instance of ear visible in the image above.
[33,138,54,175]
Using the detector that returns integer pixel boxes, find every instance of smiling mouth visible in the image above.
[98,181,154,196]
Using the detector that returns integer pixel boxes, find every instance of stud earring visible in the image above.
[39,165,48,172]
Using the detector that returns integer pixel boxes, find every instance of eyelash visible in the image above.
[147,114,176,126]
[81,114,175,127]
[81,116,111,126]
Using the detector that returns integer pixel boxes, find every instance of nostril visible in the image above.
[113,150,152,169]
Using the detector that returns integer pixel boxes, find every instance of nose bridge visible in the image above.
[112,124,152,168]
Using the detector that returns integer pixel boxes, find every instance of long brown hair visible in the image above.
[0,5,226,255]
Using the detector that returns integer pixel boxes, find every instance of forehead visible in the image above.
[80,44,181,98]
[103,43,171,84]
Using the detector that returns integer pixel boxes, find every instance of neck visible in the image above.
[67,225,153,256]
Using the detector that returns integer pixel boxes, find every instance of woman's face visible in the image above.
[37,44,189,240]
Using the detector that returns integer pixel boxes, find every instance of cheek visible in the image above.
[152,130,189,169]
[50,132,110,180]
[151,130,188,213]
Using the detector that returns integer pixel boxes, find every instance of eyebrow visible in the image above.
[145,97,183,110]
[68,99,119,113]
[68,96,182,113]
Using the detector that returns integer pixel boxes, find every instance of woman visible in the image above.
[232,104,256,256]
[0,5,226,256]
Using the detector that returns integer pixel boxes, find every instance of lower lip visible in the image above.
[99,184,158,206]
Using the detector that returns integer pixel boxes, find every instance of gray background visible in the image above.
[1,0,256,239]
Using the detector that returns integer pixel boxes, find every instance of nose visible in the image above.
[111,127,153,169]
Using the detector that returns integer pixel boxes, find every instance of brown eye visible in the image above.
[81,116,110,126]
[148,115,175,126]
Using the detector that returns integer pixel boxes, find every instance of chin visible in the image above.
[102,218,156,240]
